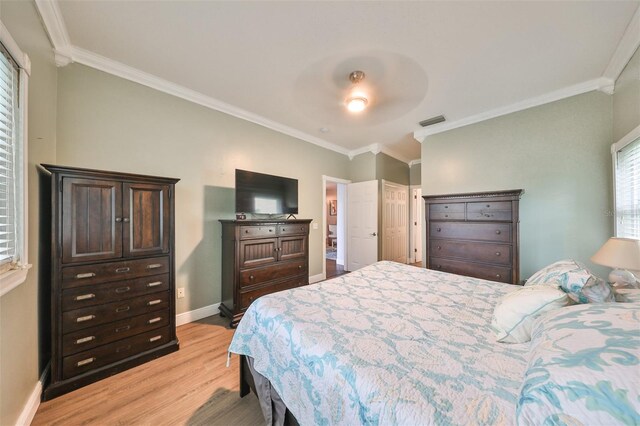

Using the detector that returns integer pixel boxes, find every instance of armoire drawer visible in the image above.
[430,240,512,266]
[61,256,170,289]
[62,327,171,379]
[240,259,307,288]
[466,201,513,221]
[430,257,511,283]
[62,291,169,333]
[430,222,511,243]
[239,225,276,239]
[429,203,465,220]
[62,311,170,356]
[278,223,309,236]
[62,274,169,311]
[239,275,307,310]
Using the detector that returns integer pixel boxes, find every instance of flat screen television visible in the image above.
[235,169,298,215]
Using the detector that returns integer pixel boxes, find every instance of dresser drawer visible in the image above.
[61,257,170,289]
[62,311,170,356]
[430,257,512,283]
[430,240,512,266]
[466,201,513,221]
[429,203,465,220]
[62,291,169,333]
[62,274,169,312]
[239,276,307,310]
[430,222,511,242]
[240,259,307,288]
[239,225,276,239]
[278,223,309,236]
[62,327,171,379]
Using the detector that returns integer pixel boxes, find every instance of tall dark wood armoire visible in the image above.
[39,164,179,400]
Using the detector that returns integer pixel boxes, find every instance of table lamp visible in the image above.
[591,237,640,287]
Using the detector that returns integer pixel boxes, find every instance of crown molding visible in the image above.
[603,5,640,82]
[413,77,613,142]
[346,143,412,164]
[34,0,72,66]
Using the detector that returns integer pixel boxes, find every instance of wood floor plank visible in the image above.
[32,315,263,426]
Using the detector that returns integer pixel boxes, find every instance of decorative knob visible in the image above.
[298,265,302,269]
[436,265,442,269]
[115,217,122,223]
[123,218,130,223]
[444,205,449,209]
[496,274,501,278]
[486,204,490,208]
[245,230,249,233]
[269,229,273,232]
[437,228,441,232]
[495,230,501,234]
[444,214,449,218]
[495,252,501,256]
[250,275,254,280]
[437,246,441,250]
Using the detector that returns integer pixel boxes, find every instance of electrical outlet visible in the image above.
[177,288,185,299]
[312,222,319,230]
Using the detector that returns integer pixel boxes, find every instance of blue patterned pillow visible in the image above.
[526,259,614,303]
[516,303,640,426]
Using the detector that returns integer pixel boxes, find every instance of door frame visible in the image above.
[322,175,351,281]
[409,185,423,264]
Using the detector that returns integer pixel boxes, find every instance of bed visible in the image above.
[228,261,640,426]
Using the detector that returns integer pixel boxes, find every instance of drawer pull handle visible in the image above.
[115,286,131,294]
[486,204,491,208]
[74,293,95,301]
[436,228,441,232]
[495,252,501,256]
[76,315,95,323]
[245,230,249,233]
[76,357,95,367]
[496,274,502,278]
[116,267,130,273]
[115,217,122,223]
[444,214,449,218]
[123,218,130,223]
[437,246,441,250]
[436,265,442,270]
[250,275,254,280]
[146,281,163,288]
[75,336,95,345]
[75,272,96,279]
[147,299,162,306]
[444,205,449,209]
[116,305,130,313]
[115,325,131,333]
[269,229,273,232]
[146,263,163,269]
[148,317,162,324]
[495,230,501,235]
[298,265,302,269]
[116,345,131,353]
[149,335,162,342]
[485,214,492,218]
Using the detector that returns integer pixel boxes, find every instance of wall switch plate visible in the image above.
[177,288,185,299]
[312,222,319,230]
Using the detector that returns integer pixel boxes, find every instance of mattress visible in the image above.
[229,261,530,426]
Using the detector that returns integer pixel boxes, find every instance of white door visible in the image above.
[412,188,423,263]
[382,182,409,263]
[347,180,378,271]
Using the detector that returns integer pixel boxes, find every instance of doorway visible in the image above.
[323,176,349,279]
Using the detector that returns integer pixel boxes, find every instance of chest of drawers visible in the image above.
[39,164,179,400]
[424,190,523,284]
[219,220,311,327]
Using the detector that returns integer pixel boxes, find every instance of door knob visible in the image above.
[370,232,377,236]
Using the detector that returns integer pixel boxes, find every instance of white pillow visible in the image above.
[491,286,570,343]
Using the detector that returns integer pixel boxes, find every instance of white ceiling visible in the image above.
[52,1,639,162]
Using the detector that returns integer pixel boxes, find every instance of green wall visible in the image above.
[422,91,613,279]
[410,162,421,186]
[56,64,351,316]
[349,152,376,182]
[0,2,58,424]
[613,46,640,142]
[376,152,409,185]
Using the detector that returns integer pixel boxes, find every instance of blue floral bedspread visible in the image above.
[229,261,529,426]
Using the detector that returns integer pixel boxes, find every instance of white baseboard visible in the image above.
[16,366,48,426]
[309,273,324,284]
[176,303,221,326]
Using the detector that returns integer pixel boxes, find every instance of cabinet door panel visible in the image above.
[279,236,307,261]
[62,178,122,264]
[123,183,170,257]
[239,238,278,268]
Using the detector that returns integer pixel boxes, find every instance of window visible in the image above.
[0,22,30,297]
[615,135,640,239]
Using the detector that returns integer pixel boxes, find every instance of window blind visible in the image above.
[616,137,640,239]
[0,43,19,269]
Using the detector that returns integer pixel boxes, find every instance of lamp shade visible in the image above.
[591,237,640,270]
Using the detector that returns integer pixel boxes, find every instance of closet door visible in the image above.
[62,178,122,264]
[122,183,170,257]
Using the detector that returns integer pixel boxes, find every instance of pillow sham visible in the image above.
[525,259,614,304]
[491,285,570,343]
[614,288,640,303]
[516,303,640,426]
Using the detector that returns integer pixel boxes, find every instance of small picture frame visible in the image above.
[329,200,337,216]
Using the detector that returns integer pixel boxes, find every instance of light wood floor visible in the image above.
[32,315,263,426]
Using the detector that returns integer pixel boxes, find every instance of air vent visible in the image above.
[419,115,446,127]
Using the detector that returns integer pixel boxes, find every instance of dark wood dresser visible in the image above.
[219,219,311,327]
[39,164,179,400]
[424,189,523,284]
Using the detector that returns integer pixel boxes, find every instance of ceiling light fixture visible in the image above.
[345,70,369,113]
